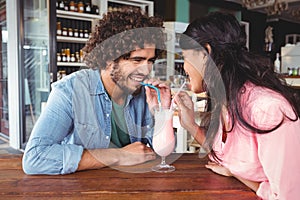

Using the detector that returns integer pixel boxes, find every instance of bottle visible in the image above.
[274,53,281,73]
[75,51,80,62]
[62,28,68,36]
[78,1,84,13]
[74,29,79,37]
[92,5,99,15]
[79,29,84,38]
[84,29,89,38]
[79,49,84,62]
[58,0,65,10]
[57,53,61,62]
[64,0,69,11]
[69,1,75,12]
[70,54,76,62]
[56,22,62,36]
[68,28,73,37]
[65,48,71,62]
[85,3,91,13]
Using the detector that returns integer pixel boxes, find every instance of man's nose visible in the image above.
[137,62,152,75]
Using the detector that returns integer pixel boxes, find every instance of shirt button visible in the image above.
[106,136,109,140]
[106,114,109,117]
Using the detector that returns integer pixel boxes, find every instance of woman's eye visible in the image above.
[148,59,156,64]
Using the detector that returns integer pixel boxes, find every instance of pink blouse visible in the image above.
[212,82,300,200]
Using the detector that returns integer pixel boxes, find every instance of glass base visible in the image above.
[152,164,175,173]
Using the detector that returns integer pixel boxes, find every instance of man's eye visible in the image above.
[130,58,143,63]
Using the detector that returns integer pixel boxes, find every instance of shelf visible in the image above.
[57,62,86,67]
[174,59,184,63]
[57,36,88,43]
[155,58,167,63]
[56,10,102,21]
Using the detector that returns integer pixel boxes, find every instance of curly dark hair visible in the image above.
[82,8,165,70]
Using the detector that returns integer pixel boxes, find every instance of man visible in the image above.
[22,8,170,175]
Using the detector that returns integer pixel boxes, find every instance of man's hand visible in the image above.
[77,142,156,171]
[118,142,156,166]
[144,79,171,112]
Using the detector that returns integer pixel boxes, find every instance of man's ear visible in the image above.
[105,61,113,70]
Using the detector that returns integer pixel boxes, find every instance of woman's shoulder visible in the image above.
[242,82,286,105]
[241,82,296,128]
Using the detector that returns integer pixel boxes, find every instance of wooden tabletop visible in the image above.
[0,153,259,200]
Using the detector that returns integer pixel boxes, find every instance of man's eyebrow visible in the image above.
[128,56,146,60]
[129,56,157,60]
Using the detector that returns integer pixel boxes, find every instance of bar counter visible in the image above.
[0,153,259,200]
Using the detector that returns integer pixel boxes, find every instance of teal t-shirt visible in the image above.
[110,100,130,148]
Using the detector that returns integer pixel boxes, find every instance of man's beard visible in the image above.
[110,62,135,95]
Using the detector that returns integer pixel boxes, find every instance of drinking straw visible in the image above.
[140,82,161,108]
[170,81,186,111]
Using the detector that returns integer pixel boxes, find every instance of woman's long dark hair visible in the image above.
[180,12,300,159]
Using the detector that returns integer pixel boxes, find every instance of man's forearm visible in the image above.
[76,149,120,171]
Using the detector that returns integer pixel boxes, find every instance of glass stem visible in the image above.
[161,156,166,165]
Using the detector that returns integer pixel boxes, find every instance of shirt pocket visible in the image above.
[74,122,98,147]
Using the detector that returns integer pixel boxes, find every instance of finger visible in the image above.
[146,153,156,161]
[205,164,213,170]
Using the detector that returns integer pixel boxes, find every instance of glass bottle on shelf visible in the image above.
[61,70,67,78]
[56,22,62,36]
[84,29,89,38]
[57,53,61,62]
[78,1,84,13]
[62,28,68,36]
[74,29,79,37]
[274,53,281,73]
[61,50,67,62]
[65,48,71,62]
[64,0,69,11]
[80,50,84,62]
[70,54,76,62]
[75,52,80,62]
[68,28,73,37]
[74,2,78,12]
[58,0,65,10]
[79,29,84,38]
[69,1,75,12]
[85,2,91,13]
[92,5,99,15]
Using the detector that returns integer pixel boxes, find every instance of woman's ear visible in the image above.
[204,43,211,55]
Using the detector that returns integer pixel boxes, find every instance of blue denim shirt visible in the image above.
[22,69,154,175]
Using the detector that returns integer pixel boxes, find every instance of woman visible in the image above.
[174,12,300,199]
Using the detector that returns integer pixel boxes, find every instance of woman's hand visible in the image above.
[144,79,171,112]
[205,161,260,192]
[205,161,232,177]
[174,91,198,132]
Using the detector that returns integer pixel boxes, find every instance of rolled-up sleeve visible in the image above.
[22,81,84,175]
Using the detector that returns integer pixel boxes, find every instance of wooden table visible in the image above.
[0,153,259,200]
